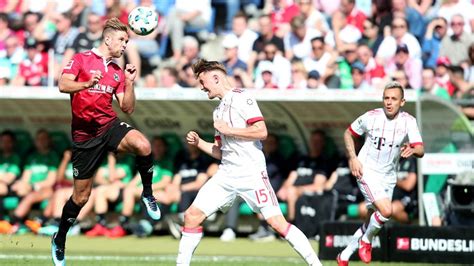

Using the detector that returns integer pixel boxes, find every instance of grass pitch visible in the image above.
[0,234,457,265]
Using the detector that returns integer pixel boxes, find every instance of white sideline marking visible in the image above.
[0,254,301,263]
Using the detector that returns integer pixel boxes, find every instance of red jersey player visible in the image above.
[51,18,160,266]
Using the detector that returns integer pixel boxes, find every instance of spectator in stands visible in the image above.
[376,17,422,63]
[221,34,248,77]
[303,37,336,84]
[104,0,129,24]
[337,42,359,89]
[255,61,278,89]
[356,44,386,88]
[12,38,48,86]
[159,67,182,89]
[254,43,291,89]
[391,0,425,41]
[37,149,95,236]
[159,141,218,239]
[435,56,456,96]
[288,60,308,89]
[306,70,327,90]
[230,12,258,63]
[178,63,199,88]
[439,14,474,66]
[8,129,59,234]
[437,0,474,34]
[296,0,329,34]
[109,136,174,238]
[385,43,422,89]
[0,35,24,85]
[334,0,366,33]
[61,12,104,71]
[351,61,372,90]
[420,68,451,100]
[391,69,413,89]
[35,11,79,82]
[449,65,473,99]
[358,18,384,55]
[277,130,332,223]
[231,67,254,89]
[0,130,21,233]
[267,0,300,38]
[248,14,285,77]
[176,36,200,76]
[0,13,13,52]
[463,44,474,84]
[422,17,448,69]
[166,0,211,60]
[142,73,159,88]
[17,12,41,43]
[284,15,322,60]
[84,154,135,238]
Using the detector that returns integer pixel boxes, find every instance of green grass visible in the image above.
[0,234,456,266]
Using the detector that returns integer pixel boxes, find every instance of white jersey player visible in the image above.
[338,82,424,266]
[176,59,322,266]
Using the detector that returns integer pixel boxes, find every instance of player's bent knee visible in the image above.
[378,206,392,219]
[135,138,151,156]
[184,206,206,227]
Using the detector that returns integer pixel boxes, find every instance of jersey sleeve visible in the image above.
[348,112,368,137]
[115,70,126,94]
[237,93,264,125]
[62,53,83,76]
[407,117,423,147]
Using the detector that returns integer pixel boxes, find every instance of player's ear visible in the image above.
[213,74,219,84]
[400,98,406,107]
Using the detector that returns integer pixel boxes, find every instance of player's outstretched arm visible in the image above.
[58,72,102,94]
[186,131,222,160]
[344,129,363,178]
[214,120,268,141]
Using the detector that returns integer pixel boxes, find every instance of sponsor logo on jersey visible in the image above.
[89,83,114,93]
[114,73,119,82]
[247,99,253,105]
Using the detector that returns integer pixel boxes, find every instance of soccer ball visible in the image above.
[128,6,159,36]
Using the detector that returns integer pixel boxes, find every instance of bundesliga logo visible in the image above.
[396,237,474,252]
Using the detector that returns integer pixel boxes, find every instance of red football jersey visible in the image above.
[62,48,126,142]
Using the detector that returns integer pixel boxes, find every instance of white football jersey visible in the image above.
[214,89,266,175]
[349,108,423,174]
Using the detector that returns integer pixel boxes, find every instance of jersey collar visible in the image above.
[91,48,113,72]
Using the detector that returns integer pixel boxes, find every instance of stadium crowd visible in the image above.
[0,0,473,117]
[0,0,473,240]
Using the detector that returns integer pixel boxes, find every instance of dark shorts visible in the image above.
[178,190,199,213]
[72,119,134,180]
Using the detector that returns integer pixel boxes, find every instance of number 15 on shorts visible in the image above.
[255,189,269,204]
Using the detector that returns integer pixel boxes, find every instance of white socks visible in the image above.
[362,211,389,243]
[284,224,322,266]
[176,227,203,266]
[340,223,367,260]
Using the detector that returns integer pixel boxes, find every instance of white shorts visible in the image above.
[192,168,282,220]
[357,168,396,209]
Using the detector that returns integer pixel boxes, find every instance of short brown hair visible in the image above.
[192,59,227,78]
[384,81,405,99]
[102,18,128,39]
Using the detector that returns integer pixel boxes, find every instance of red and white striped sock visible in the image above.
[362,211,389,243]
[283,224,322,266]
[176,227,203,266]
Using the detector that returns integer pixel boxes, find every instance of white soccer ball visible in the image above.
[128,6,159,36]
